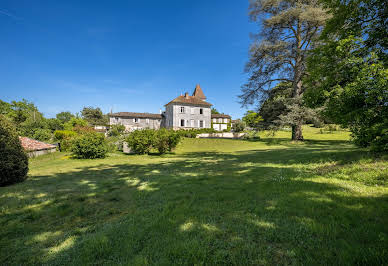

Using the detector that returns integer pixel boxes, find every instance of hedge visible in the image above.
[0,115,29,186]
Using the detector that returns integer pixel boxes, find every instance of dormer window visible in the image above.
[180,107,185,113]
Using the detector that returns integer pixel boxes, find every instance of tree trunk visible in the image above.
[291,19,304,141]
[292,124,304,141]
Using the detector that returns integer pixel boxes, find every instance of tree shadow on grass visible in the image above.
[244,137,353,147]
[0,144,387,265]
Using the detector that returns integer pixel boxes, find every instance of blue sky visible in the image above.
[0,0,256,119]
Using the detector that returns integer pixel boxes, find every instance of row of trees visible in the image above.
[0,99,108,142]
[240,0,387,151]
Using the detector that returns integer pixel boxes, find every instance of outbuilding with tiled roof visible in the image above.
[19,137,57,157]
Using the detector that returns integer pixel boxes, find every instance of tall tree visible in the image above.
[8,99,39,126]
[81,107,107,126]
[211,108,220,114]
[305,0,387,151]
[0,100,11,116]
[56,111,74,124]
[321,0,387,64]
[258,82,292,128]
[242,111,263,129]
[240,0,329,140]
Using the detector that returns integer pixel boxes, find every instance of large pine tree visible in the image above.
[240,0,329,140]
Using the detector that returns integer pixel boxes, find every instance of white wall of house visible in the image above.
[169,104,211,129]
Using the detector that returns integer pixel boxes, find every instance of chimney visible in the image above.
[185,92,189,99]
[159,108,162,114]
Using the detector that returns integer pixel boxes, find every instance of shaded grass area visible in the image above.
[0,127,387,264]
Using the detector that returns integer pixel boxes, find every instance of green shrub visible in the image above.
[175,128,216,138]
[370,132,388,152]
[242,130,261,140]
[232,120,246,132]
[126,129,155,154]
[313,120,323,128]
[73,125,95,134]
[166,130,181,151]
[0,115,29,186]
[106,135,125,152]
[354,121,388,153]
[126,129,181,155]
[54,130,78,151]
[153,129,170,154]
[64,117,88,131]
[54,130,77,140]
[71,132,108,159]
[324,124,338,133]
[153,129,181,154]
[32,128,52,142]
[108,124,125,137]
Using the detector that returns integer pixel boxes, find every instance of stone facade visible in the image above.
[164,99,211,129]
[109,84,228,131]
[109,113,162,132]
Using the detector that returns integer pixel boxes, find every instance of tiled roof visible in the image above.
[165,95,212,107]
[108,112,162,119]
[211,114,231,119]
[19,137,56,151]
[192,84,206,100]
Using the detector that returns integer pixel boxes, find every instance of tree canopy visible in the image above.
[242,111,263,129]
[56,111,75,124]
[81,107,107,126]
[240,0,329,140]
[305,0,387,151]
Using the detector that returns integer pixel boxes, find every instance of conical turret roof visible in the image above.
[192,84,206,100]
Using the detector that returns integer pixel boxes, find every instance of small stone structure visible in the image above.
[19,137,57,157]
[196,132,246,139]
[122,142,133,154]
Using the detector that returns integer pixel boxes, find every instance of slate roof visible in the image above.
[108,112,163,119]
[211,114,231,119]
[19,137,57,151]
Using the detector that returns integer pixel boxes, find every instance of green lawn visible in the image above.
[1,126,387,265]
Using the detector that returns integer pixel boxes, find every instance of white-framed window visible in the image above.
[218,118,222,123]
[199,120,204,128]
[115,117,119,122]
[134,118,140,123]
[180,106,185,113]
[224,118,228,123]
[200,108,203,115]
[146,119,149,124]
[180,119,185,127]
[191,119,194,127]
[213,118,217,123]
[191,108,195,114]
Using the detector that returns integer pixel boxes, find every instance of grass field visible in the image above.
[1,126,387,265]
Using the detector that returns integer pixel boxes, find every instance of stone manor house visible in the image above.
[109,84,231,131]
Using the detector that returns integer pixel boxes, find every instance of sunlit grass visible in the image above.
[0,126,387,264]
